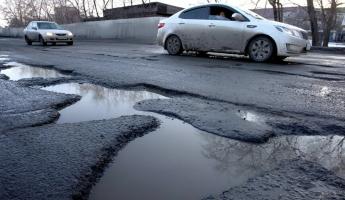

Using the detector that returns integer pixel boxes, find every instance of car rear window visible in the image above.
[179,7,209,20]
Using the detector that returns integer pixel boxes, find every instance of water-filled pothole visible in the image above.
[42,84,345,200]
[41,82,273,199]
[0,55,10,62]
[2,62,345,199]
[43,83,167,123]
[1,62,69,81]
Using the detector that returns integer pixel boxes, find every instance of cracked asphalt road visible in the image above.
[2,38,345,141]
[1,38,345,199]
[1,38,345,120]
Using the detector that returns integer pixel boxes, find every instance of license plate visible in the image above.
[56,37,67,40]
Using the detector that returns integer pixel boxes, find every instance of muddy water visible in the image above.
[0,62,69,80]
[2,63,345,200]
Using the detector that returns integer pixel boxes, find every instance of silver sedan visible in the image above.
[24,21,74,46]
[157,3,311,62]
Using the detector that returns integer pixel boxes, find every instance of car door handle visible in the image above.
[247,25,257,28]
[209,24,216,28]
[178,22,185,25]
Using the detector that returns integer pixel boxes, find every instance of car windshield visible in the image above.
[37,22,63,30]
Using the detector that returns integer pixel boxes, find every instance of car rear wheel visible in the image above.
[274,56,287,62]
[25,36,32,45]
[196,51,208,57]
[39,36,47,46]
[248,36,274,62]
[165,35,183,55]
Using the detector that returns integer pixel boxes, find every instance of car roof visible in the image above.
[184,3,242,10]
[31,21,56,23]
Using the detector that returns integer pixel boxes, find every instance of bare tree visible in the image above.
[0,0,45,27]
[317,0,343,47]
[250,0,283,22]
[268,0,283,22]
[93,0,100,18]
[307,0,320,46]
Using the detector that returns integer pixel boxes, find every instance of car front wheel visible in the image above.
[39,36,47,46]
[248,36,274,62]
[165,35,183,55]
[25,36,32,45]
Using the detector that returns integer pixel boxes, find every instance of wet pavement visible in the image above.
[1,39,345,200]
[1,61,344,199]
[40,80,345,199]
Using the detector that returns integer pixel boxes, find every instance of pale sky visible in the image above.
[0,0,306,27]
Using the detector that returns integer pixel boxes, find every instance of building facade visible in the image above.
[103,2,183,20]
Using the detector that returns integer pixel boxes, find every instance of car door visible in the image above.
[24,22,31,38]
[208,6,248,53]
[28,22,39,41]
[176,6,210,51]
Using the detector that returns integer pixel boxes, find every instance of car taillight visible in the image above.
[158,23,165,29]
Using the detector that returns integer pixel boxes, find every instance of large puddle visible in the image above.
[2,61,345,200]
[43,83,166,124]
[0,62,69,80]
[0,55,10,63]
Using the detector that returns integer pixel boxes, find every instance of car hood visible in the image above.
[268,20,307,32]
[38,29,71,34]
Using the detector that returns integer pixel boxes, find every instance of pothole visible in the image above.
[43,83,167,124]
[1,62,345,200]
[0,55,10,62]
[1,62,70,81]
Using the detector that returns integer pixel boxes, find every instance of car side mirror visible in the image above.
[232,13,246,22]
[32,27,37,30]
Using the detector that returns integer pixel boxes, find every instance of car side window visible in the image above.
[32,23,37,30]
[179,7,209,20]
[209,6,235,21]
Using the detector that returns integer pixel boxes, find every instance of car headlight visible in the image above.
[275,26,302,38]
[46,32,53,36]
[68,32,73,37]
